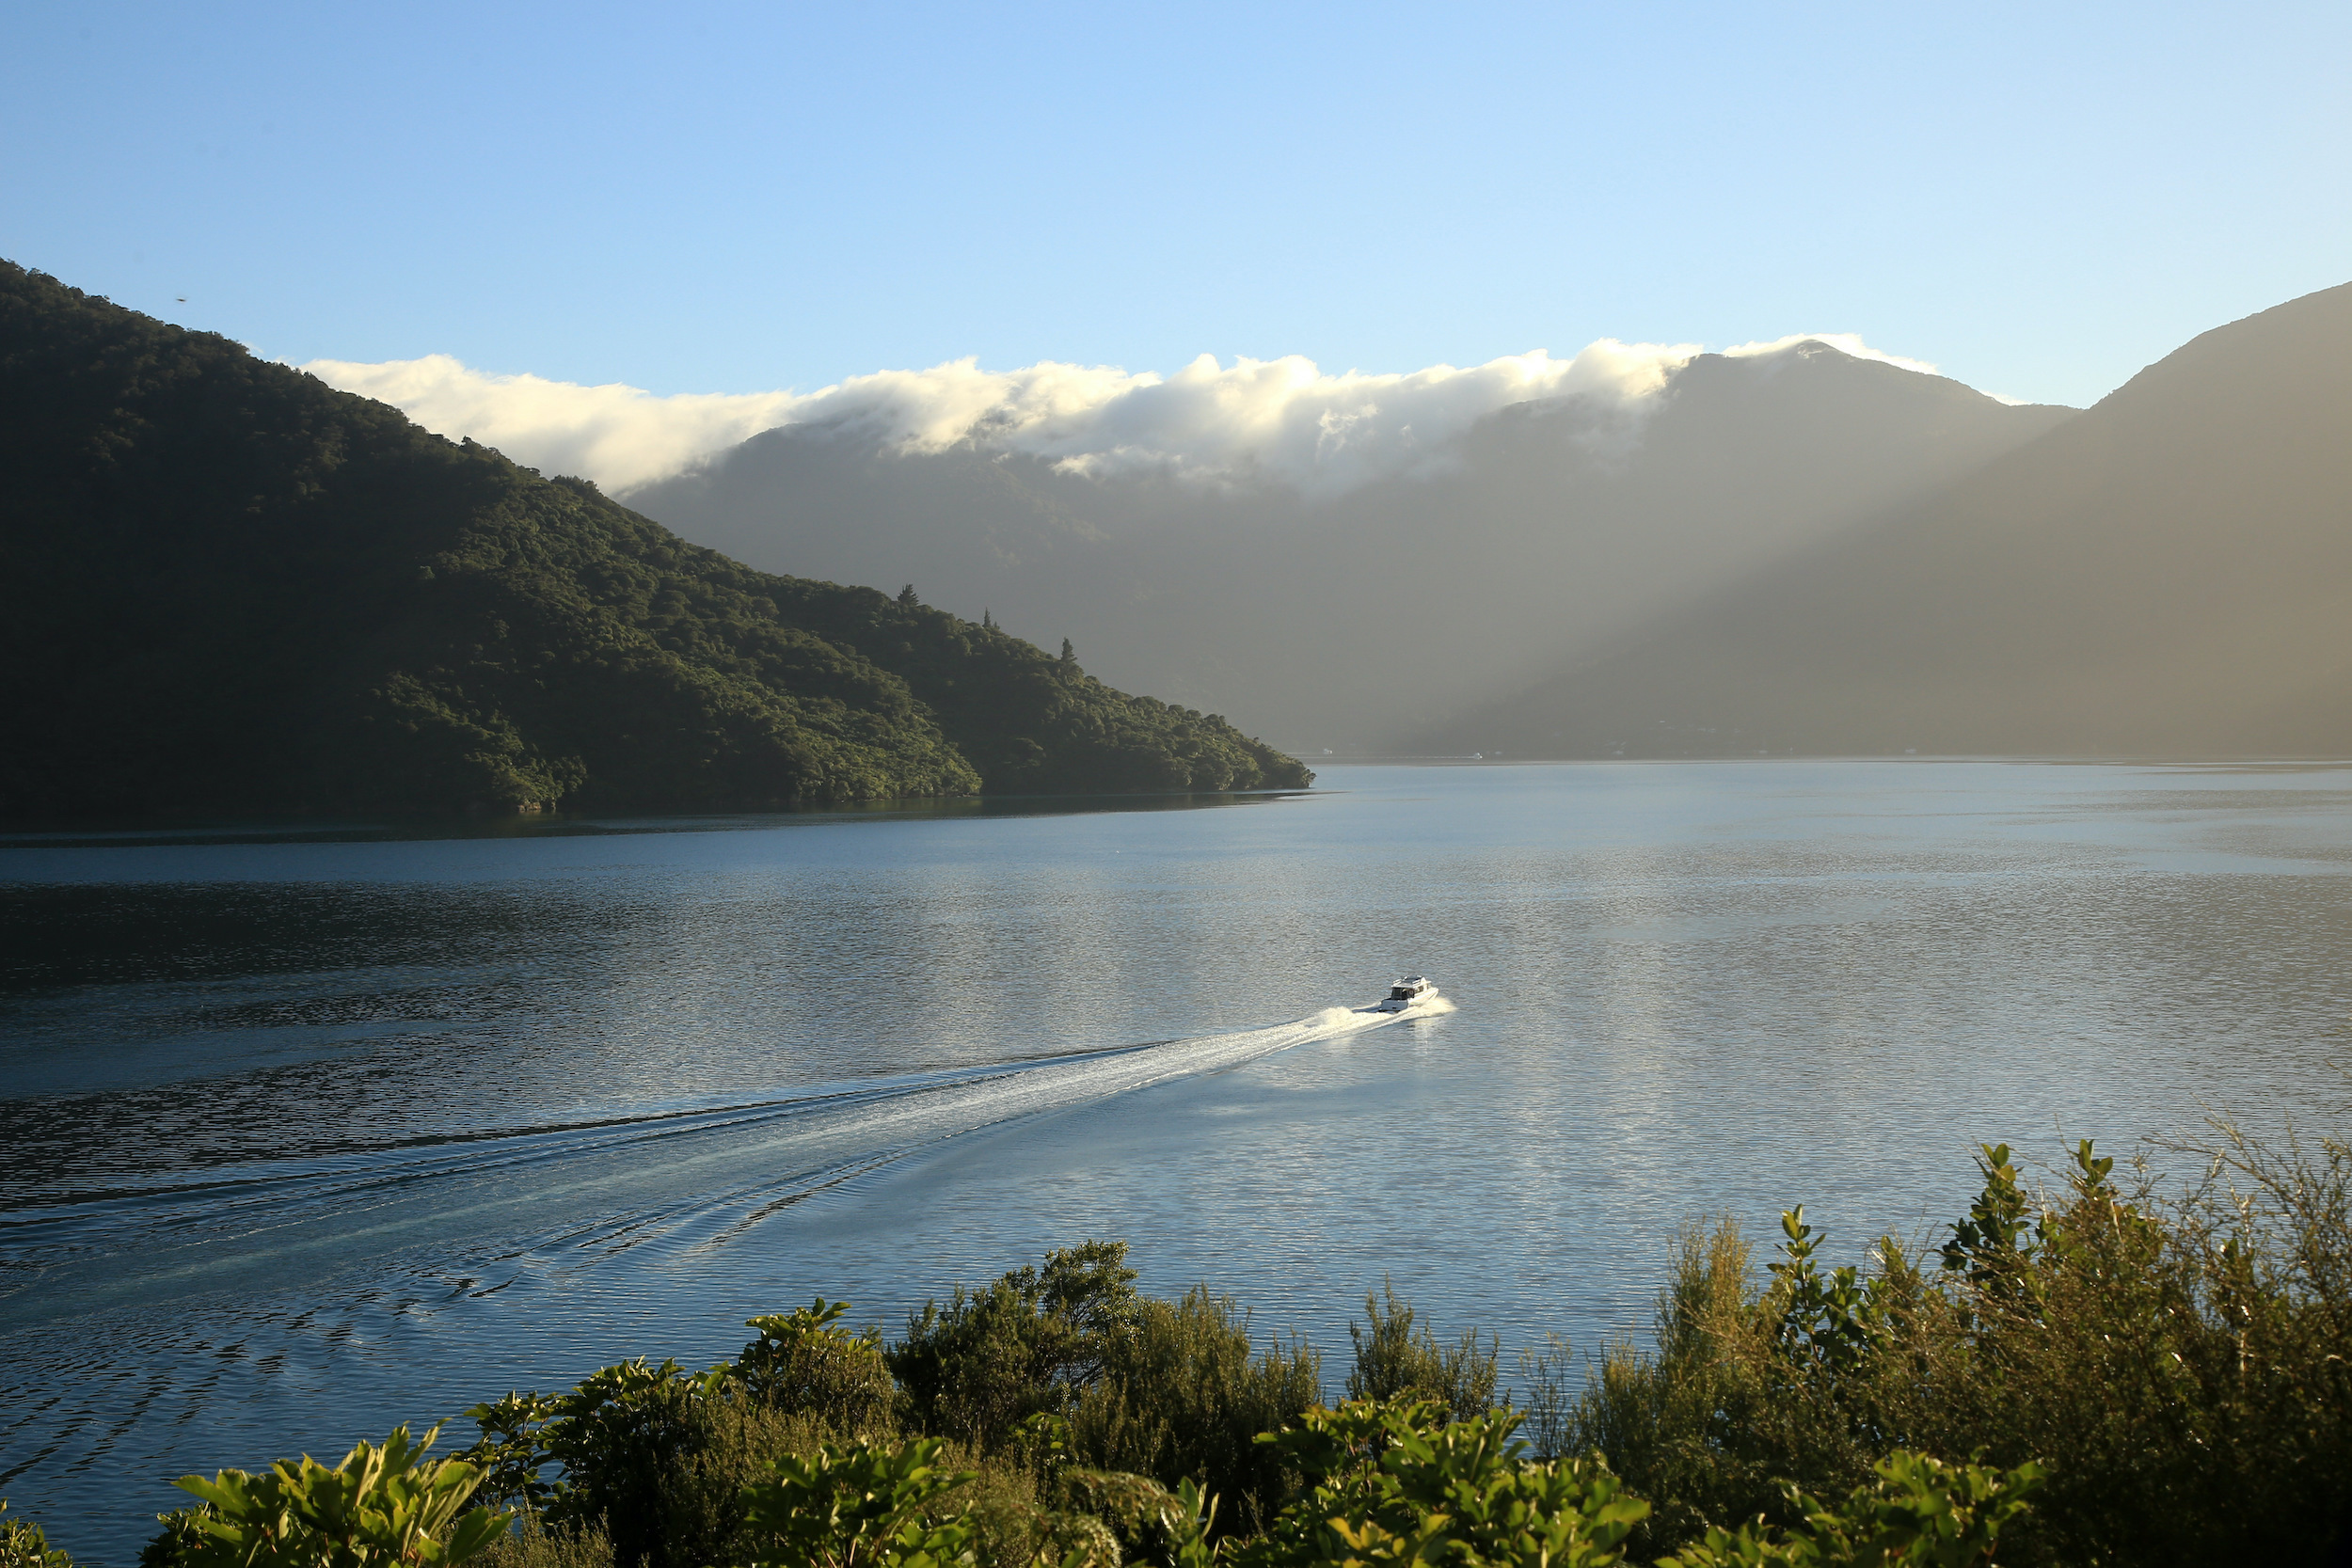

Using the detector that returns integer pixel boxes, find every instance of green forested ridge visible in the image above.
[0,262,1311,820]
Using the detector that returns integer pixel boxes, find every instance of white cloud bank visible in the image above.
[303,333,1942,497]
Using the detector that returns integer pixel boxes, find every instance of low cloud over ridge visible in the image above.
[304,334,1943,496]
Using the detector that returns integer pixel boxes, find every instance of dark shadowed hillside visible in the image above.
[0,263,1310,821]
[1418,283,2352,759]
[625,347,2072,750]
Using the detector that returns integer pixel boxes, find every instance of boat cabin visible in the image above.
[1376,975,1433,1011]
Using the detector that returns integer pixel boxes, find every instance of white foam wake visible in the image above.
[790,992,1454,1156]
[1,995,1455,1308]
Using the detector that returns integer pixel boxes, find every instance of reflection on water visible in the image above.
[4,761,2350,1558]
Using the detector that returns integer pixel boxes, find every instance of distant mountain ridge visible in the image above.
[624,345,2073,750]
[0,262,1311,822]
[1417,281,2352,759]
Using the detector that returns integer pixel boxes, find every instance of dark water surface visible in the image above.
[5,761,2350,1558]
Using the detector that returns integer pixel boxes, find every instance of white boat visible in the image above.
[1375,975,1434,1013]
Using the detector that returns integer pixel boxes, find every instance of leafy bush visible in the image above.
[472,1515,613,1568]
[453,1297,910,1568]
[737,1298,898,1431]
[1565,1127,2352,1563]
[720,1402,2030,1568]
[1067,1287,1323,1536]
[0,1501,72,1568]
[737,1436,979,1568]
[1943,1126,2352,1563]
[888,1242,1140,1451]
[803,1419,1220,1568]
[144,1425,509,1568]
[1236,1399,1648,1568]
[1343,1282,1499,1423]
[1508,1331,1579,1462]
[1557,1219,1787,1548]
[518,1357,725,1561]
[1657,1450,2042,1568]
[463,1357,839,1568]
[62,1127,2347,1566]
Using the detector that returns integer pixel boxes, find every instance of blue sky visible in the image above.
[5,0,2346,407]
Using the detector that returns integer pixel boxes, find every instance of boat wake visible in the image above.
[0,992,1453,1320]
[0,990,1451,1552]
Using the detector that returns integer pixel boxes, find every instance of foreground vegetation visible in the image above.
[7,1119,2345,1567]
[0,261,1311,821]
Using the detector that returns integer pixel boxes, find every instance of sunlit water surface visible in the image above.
[5,761,2351,1559]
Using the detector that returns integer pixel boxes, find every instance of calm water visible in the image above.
[5,761,2351,1559]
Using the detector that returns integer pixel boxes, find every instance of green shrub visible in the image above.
[1942,1127,2352,1564]
[633,1395,843,1568]
[472,1515,613,1568]
[737,1435,978,1568]
[1657,1449,2043,1568]
[888,1242,1139,1451]
[1565,1127,2352,1564]
[1558,1220,1789,1549]
[920,1443,1057,1568]
[945,1418,1221,1568]
[96,1121,2351,1568]
[1343,1281,1499,1423]
[738,1298,898,1432]
[0,1502,72,1568]
[1237,1398,1647,1568]
[522,1359,724,1568]
[463,1355,848,1568]
[144,1425,510,1568]
[1068,1286,1323,1535]
[1507,1331,1577,1461]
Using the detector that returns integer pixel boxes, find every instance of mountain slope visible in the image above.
[0,262,1310,821]
[623,347,2074,750]
[1418,283,2352,758]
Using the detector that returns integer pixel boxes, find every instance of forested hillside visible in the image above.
[0,263,1309,820]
